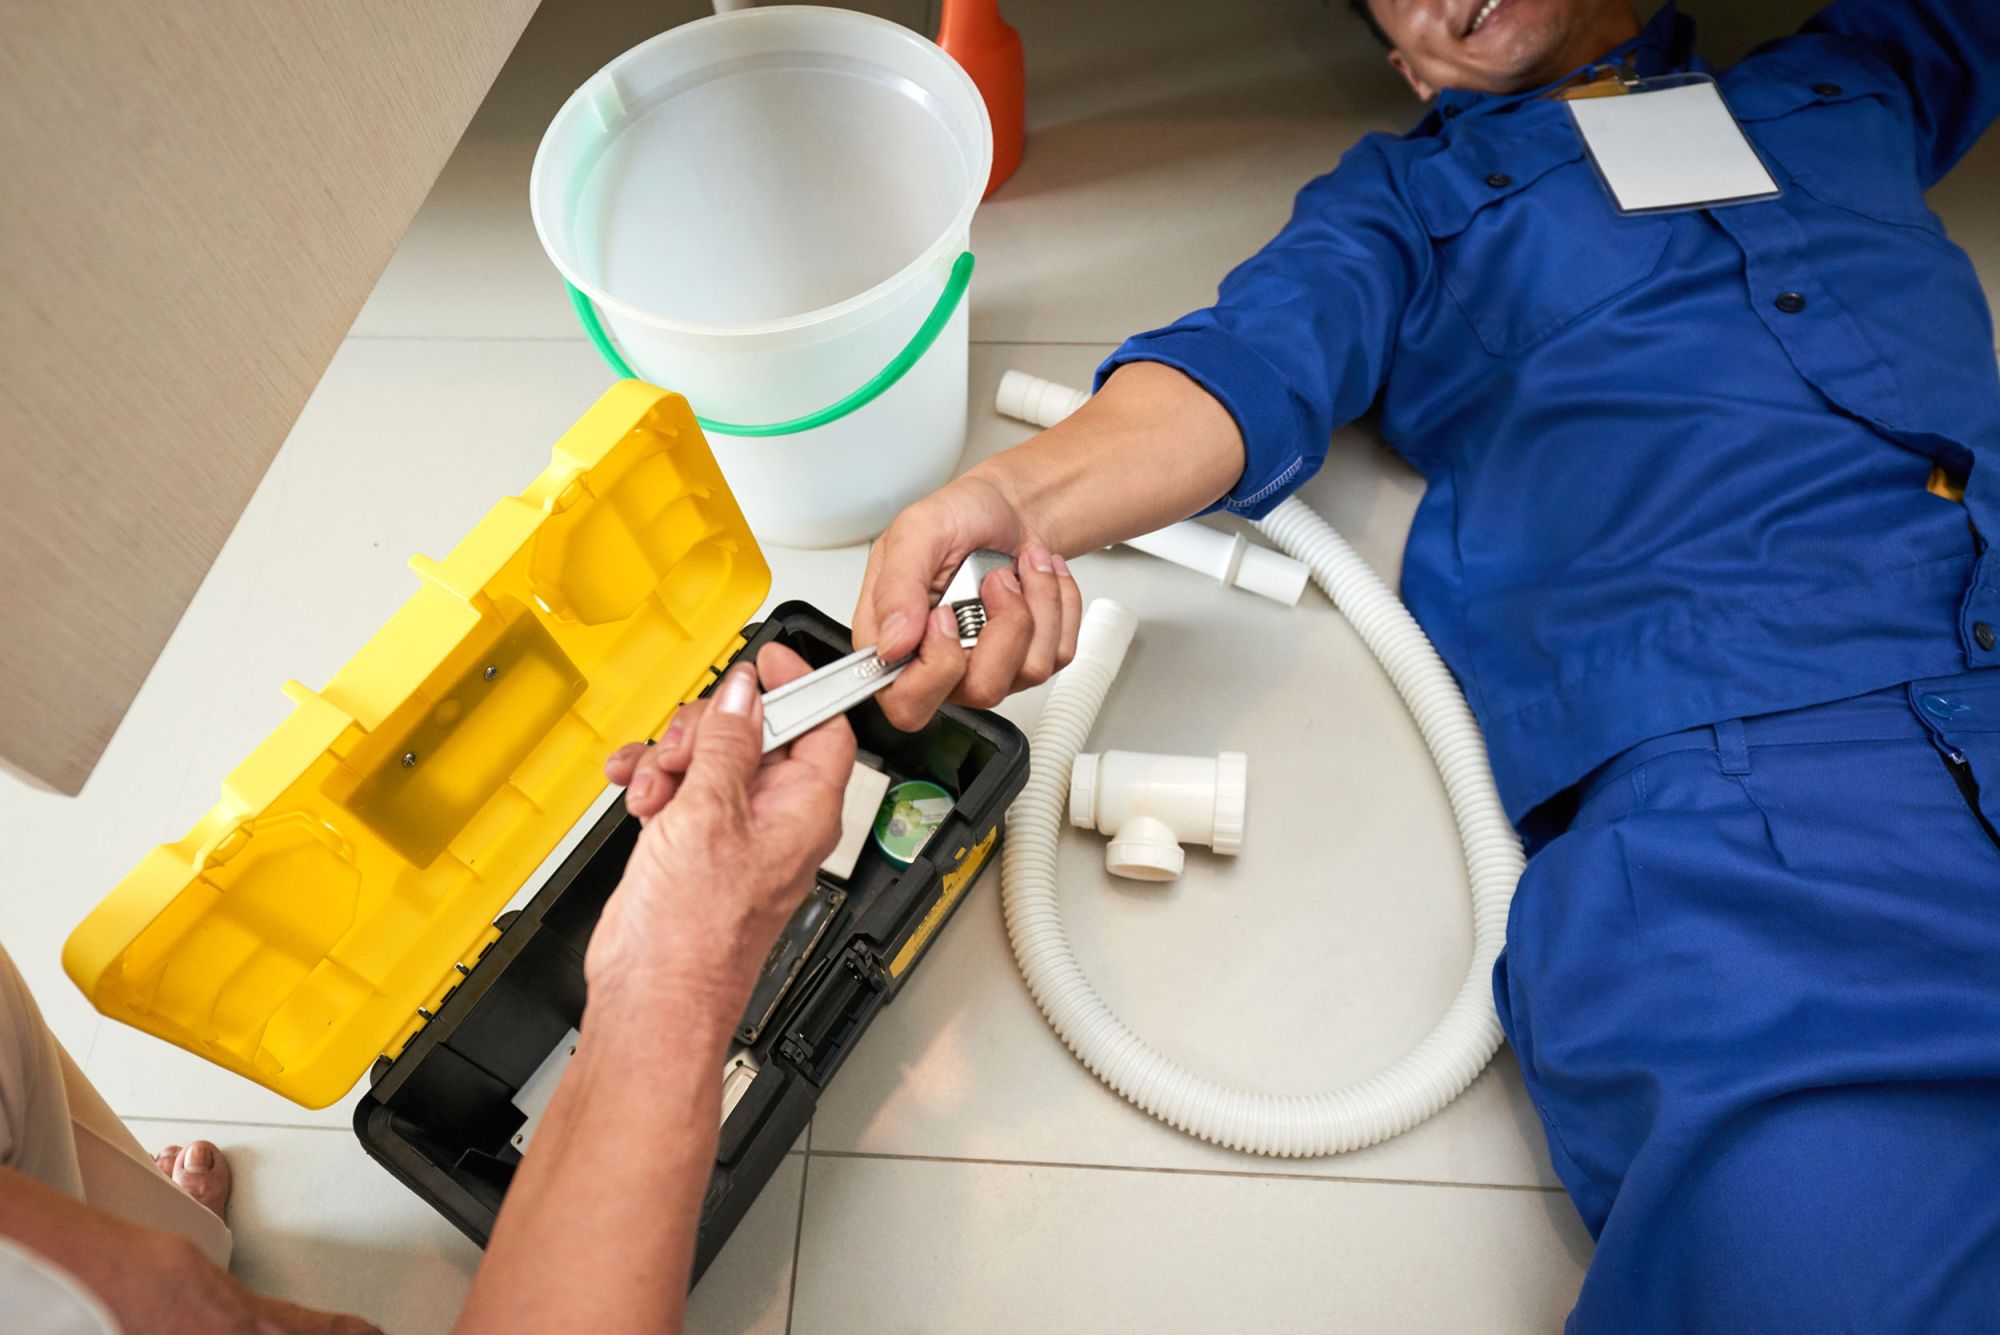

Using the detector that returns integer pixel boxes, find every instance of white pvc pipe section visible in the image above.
[996,369,1089,425]
[997,381,1524,1156]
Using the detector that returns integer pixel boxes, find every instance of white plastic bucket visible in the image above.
[531,7,992,548]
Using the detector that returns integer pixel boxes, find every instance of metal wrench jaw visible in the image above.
[754,549,1018,753]
[940,549,1016,648]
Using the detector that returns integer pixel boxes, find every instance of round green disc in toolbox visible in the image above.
[871,780,955,868]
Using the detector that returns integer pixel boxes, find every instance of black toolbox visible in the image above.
[65,384,1030,1287]
[352,600,1029,1280]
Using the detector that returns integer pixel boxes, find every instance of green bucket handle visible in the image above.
[567,250,976,439]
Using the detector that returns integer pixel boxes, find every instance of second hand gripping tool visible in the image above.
[758,550,1015,753]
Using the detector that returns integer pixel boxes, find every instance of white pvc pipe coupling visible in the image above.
[1123,525,1307,607]
[1069,749,1248,881]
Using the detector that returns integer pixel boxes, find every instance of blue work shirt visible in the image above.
[1100,0,2000,830]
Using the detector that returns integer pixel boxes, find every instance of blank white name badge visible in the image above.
[1567,74,1780,214]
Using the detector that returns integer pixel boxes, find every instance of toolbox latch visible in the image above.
[848,941,890,993]
[776,944,885,1080]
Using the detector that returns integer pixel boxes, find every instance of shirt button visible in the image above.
[1977,621,1998,652]
[1445,104,1462,119]
[1775,291,1808,314]
[1921,693,1958,720]
[1486,172,1513,188]
[1813,82,1843,97]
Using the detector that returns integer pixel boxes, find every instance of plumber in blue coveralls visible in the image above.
[854,1,2000,1327]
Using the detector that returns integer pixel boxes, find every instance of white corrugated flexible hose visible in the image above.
[995,372,1524,1156]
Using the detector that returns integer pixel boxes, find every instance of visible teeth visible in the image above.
[1470,0,1501,33]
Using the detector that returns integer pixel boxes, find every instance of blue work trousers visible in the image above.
[1496,668,2000,1331]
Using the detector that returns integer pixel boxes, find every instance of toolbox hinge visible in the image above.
[681,632,751,706]
[383,919,509,1063]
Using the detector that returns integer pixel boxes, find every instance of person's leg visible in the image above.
[0,943,88,1202]
[64,1046,232,1267]
[1607,1081,2000,1327]
[0,943,231,1266]
[1497,681,2000,1331]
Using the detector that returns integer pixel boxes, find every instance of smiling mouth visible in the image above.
[1467,0,1507,36]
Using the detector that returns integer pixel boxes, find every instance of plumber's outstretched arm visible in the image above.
[456,645,854,1335]
[855,360,1244,730]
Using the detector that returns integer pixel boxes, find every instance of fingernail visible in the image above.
[1053,553,1072,579]
[932,606,959,640]
[716,662,757,717]
[1028,546,1054,575]
[881,610,908,647]
[186,1143,214,1171]
[996,569,1022,596]
[661,716,685,749]
[630,770,657,803]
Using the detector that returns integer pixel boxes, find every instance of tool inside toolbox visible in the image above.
[358,603,1006,1225]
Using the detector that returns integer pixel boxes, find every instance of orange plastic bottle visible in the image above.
[937,0,1024,196]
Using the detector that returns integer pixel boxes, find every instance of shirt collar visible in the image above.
[1426,2,1697,128]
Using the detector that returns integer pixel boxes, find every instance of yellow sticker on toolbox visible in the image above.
[888,827,996,978]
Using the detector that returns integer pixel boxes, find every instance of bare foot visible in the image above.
[154,1140,231,1219]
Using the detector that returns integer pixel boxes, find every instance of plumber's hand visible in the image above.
[591,644,856,1011]
[854,473,1082,731]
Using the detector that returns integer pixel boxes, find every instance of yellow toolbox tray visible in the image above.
[64,382,770,1108]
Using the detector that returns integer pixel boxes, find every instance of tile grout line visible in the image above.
[109,1117,1567,1195]
[968,340,1122,348]
[340,332,1123,349]
[804,1148,1569,1196]
[345,332,590,344]
[119,1114,358,1133]
[783,1120,813,1335]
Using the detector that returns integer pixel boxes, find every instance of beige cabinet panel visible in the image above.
[0,1,540,792]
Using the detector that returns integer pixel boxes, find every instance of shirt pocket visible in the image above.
[1730,61,1939,232]
[1409,120,1672,360]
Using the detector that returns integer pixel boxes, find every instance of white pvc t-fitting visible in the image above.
[1069,750,1248,882]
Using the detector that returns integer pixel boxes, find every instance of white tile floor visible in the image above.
[6,0,1998,1331]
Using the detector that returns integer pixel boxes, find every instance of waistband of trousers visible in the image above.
[1580,681,1938,798]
